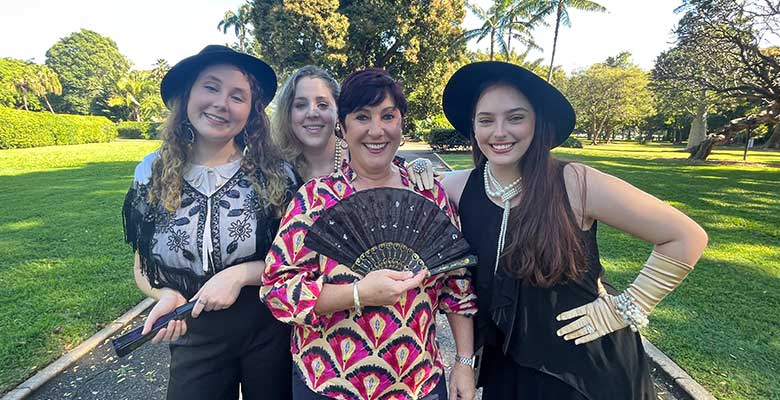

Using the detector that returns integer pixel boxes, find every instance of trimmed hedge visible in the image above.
[560,137,583,148]
[428,128,470,152]
[117,121,162,139]
[0,107,118,149]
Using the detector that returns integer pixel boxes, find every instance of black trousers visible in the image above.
[166,287,293,400]
[292,368,448,400]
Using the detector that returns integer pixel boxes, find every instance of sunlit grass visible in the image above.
[0,139,160,393]
[440,141,780,400]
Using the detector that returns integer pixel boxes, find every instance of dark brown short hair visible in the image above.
[337,68,407,125]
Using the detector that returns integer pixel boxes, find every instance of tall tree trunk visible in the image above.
[547,0,564,82]
[507,18,513,57]
[44,95,55,113]
[766,123,780,148]
[686,97,708,150]
[21,88,29,111]
[490,29,495,61]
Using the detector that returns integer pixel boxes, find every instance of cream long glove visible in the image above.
[556,251,694,345]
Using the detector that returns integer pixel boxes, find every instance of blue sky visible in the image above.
[3,0,683,72]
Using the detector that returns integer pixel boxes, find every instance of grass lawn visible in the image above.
[0,139,160,394]
[440,142,780,400]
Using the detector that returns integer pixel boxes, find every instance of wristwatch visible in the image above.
[455,354,475,368]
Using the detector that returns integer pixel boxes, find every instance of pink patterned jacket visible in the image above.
[261,160,477,400]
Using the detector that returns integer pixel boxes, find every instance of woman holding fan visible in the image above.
[261,69,477,400]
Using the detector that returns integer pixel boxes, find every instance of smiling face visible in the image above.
[342,94,403,176]
[473,84,536,169]
[290,76,338,151]
[186,63,252,145]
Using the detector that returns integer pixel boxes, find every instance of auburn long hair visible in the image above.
[471,83,587,287]
[149,63,290,214]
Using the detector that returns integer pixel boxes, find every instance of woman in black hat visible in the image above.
[122,45,295,399]
[430,61,708,399]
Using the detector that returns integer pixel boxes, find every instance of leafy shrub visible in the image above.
[117,121,162,139]
[414,114,454,142]
[0,107,117,149]
[560,137,583,148]
[427,128,470,152]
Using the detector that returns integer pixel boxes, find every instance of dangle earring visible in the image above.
[181,120,196,144]
[239,128,249,157]
[333,123,347,172]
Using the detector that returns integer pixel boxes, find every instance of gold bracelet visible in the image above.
[352,281,362,316]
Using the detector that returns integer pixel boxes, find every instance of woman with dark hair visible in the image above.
[431,61,708,399]
[261,69,478,400]
[122,45,295,399]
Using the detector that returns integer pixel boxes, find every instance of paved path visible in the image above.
[27,149,688,400]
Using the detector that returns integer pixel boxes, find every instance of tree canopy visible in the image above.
[45,29,131,115]
[0,58,61,112]
[653,0,780,149]
[566,53,655,144]
[249,0,466,128]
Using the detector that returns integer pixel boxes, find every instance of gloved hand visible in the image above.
[557,251,694,345]
[556,294,627,345]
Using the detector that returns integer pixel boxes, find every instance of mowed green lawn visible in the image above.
[0,139,160,393]
[441,142,780,400]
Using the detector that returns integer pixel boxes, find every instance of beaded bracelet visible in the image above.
[615,292,649,332]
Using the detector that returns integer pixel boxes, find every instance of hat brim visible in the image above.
[442,61,575,149]
[161,50,277,108]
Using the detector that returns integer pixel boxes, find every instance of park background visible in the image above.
[1,0,778,399]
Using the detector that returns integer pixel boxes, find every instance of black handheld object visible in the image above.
[112,301,195,357]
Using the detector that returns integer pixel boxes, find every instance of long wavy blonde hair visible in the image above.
[149,63,290,214]
[271,65,340,179]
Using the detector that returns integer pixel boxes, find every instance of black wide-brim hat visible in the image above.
[442,61,575,148]
[160,45,277,108]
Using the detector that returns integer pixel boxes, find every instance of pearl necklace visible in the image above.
[483,161,523,274]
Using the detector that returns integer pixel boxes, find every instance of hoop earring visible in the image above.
[400,136,406,147]
[182,120,196,144]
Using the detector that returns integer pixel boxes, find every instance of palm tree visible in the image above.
[108,72,156,121]
[218,4,253,53]
[32,65,62,113]
[457,1,539,61]
[11,64,61,112]
[502,0,548,56]
[533,0,607,82]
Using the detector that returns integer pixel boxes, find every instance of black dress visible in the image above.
[458,164,655,400]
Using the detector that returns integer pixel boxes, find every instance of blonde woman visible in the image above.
[271,65,346,182]
[122,45,296,399]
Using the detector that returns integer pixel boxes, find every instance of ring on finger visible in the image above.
[412,159,428,173]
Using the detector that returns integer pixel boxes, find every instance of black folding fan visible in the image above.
[304,187,477,276]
